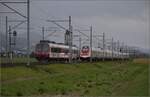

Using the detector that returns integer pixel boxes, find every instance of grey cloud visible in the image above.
[0,0,149,49]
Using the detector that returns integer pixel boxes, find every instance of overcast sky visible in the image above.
[0,0,150,49]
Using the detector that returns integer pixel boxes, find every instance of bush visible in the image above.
[38,88,45,94]
[76,83,81,87]
[88,84,92,88]
[40,82,44,85]
[16,91,23,96]
[61,88,67,95]
[84,89,89,94]
[87,80,92,83]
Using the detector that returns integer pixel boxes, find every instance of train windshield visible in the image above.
[82,46,89,53]
[36,43,49,52]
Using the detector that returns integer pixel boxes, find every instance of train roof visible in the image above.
[38,40,78,50]
[40,40,57,44]
[48,43,77,49]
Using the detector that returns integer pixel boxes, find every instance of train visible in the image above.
[80,45,129,61]
[33,40,78,62]
[33,40,129,62]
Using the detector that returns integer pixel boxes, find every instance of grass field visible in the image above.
[0,58,149,96]
[0,57,37,64]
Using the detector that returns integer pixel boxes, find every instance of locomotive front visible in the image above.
[33,42,50,61]
[80,46,91,60]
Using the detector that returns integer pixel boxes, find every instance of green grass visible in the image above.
[0,57,37,64]
[0,60,149,96]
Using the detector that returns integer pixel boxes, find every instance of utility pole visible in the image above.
[0,16,1,48]
[111,38,114,61]
[125,45,128,59]
[42,27,44,40]
[79,36,81,61]
[27,0,30,66]
[113,41,116,58]
[117,40,120,59]
[71,25,73,62]
[122,42,124,61]
[8,26,12,60]
[46,17,74,63]
[68,16,72,63]
[1,0,29,64]
[102,32,105,61]
[90,26,92,62]
[5,16,8,58]
[73,29,90,61]
[12,30,17,52]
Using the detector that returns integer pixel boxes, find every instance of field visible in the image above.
[0,58,149,96]
[0,57,37,64]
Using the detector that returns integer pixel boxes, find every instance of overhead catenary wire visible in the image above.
[0,0,132,63]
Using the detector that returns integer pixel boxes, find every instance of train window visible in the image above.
[60,48,69,53]
[82,46,89,53]
[51,48,57,53]
[51,48,61,53]
[82,46,89,49]
[36,43,49,52]
[43,44,49,52]
[64,49,69,53]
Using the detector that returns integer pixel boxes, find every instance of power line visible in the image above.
[0,0,31,66]
[1,2,27,18]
